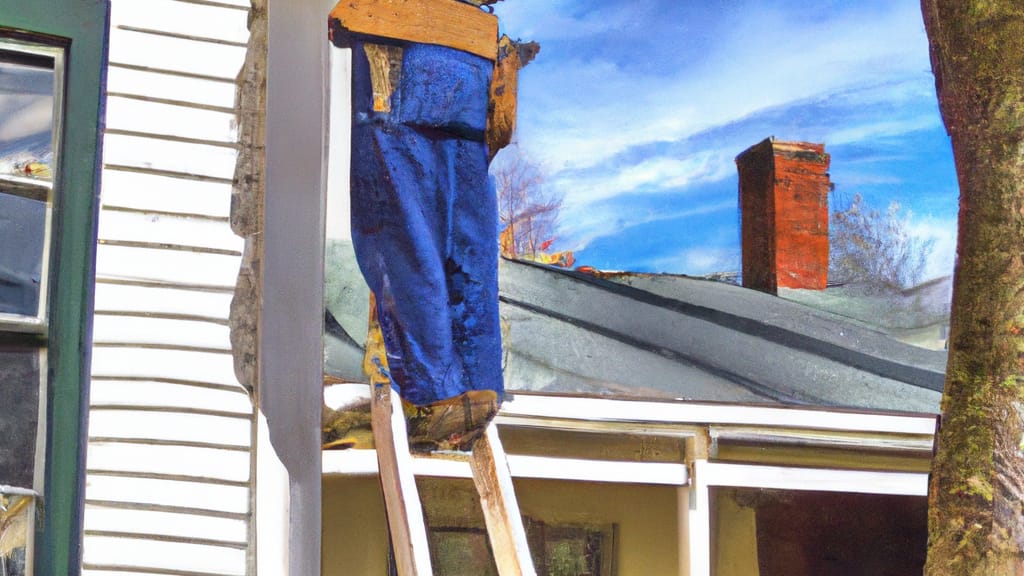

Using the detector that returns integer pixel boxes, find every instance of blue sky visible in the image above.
[492,0,960,280]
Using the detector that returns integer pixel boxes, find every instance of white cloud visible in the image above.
[908,215,957,281]
[562,199,735,252]
[556,149,734,210]
[827,114,939,146]
[515,2,931,177]
[638,247,740,276]
[496,0,636,42]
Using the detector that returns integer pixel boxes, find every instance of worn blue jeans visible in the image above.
[349,41,503,405]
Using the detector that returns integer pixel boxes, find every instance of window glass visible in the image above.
[0,347,39,489]
[0,47,56,322]
[0,190,46,317]
[525,518,616,576]
[0,53,55,180]
[427,528,498,576]
[0,345,41,576]
[0,38,61,576]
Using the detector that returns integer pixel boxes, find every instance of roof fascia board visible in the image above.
[697,461,929,496]
[323,449,690,486]
[500,394,938,436]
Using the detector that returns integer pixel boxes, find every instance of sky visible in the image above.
[491,0,960,281]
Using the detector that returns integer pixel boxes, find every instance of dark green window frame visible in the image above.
[0,2,108,575]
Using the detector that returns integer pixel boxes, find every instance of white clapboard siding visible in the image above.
[91,347,239,387]
[104,133,238,180]
[83,536,247,576]
[95,244,241,287]
[92,316,231,351]
[88,442,250,484]
[86,475,249,514]
[99,170,233,217]
[105,96,239,143]
[108,28,246,80]
[97,210,242,260]
[109,0,250,45]
[92,283,233,320]
[84,1,254,575]
[90,379,251,412]
[106,65,239,109]
[89,409,250,446]
[83,506,248,543]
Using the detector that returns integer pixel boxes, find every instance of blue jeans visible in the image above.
[349,42,503,405]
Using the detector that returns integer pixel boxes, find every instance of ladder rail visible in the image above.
[371,384,537,576]
[370,384,434,575]
[469,424,538,576]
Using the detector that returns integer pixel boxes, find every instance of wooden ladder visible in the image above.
[370,383,537,576]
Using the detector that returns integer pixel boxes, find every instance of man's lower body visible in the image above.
[350,120,503,450]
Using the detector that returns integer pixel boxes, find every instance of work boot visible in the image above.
[403,390,499,452]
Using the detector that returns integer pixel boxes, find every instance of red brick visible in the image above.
[736,138,831,294]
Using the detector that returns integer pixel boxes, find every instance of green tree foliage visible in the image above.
[829,193,933,292]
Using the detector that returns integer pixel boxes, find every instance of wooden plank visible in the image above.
[90,347,238,388]
[105,96,238,143]
[98,170,232,218]
[82,506,247,545]
[370,385,434,576]
[108,27,246,79]
[95,244,240,288]
[84,475,249,515]
[81,535,246,576]
[97,209,241,260]
[86,443,251,483]
[110,0,249,45]
[329,0,498,61]
[102,133,238,181]
[469,425,537,576]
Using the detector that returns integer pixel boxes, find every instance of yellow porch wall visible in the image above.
[712,488,760,576]
[322,475,679,575]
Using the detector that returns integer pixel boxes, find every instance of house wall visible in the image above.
[712,489,759,576]
[81,1,255,574]
[322,475,679,575]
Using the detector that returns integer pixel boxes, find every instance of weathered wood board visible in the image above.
[329,0,498,61]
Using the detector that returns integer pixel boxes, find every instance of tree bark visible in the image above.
[921,1,1024,575]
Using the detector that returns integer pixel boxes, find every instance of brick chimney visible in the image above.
[736,138,831,294]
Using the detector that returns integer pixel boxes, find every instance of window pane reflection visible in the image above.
[0,191,45,317]
[0,48,56,321]
[0,347,40,489]
[0,53,55,182]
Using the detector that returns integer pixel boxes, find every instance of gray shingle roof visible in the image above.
[324,241,944,414]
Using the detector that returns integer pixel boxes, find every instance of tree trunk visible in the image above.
[921,1,1024,575]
